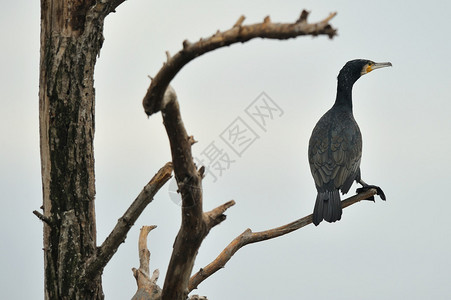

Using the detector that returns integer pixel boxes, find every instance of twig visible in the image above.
[142,10,337,116]
[188,188,377,291]
[33,210,52,225]
[82,163,173,284]
[233,15,246,27]
[204,200,236,229]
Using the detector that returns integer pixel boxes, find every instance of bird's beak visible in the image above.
[371,62,392,71]
[363,61,392,75]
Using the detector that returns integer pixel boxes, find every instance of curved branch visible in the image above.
[188,188,378,291]
[142,10,337,116]
[137,225,157,277]
[82,163,173,283]
[132,226,161,300]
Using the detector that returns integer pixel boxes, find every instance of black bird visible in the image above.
[308,59,391,226]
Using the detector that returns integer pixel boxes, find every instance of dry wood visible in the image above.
[32,210,51,225]
[189,188,378,291]
[131,226,161,300]
[83,163,173,284]
[39,1,117,297]
[142,10,337,116]
[159,87,235,300]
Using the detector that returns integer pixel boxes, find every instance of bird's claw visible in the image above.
[356,185,386,201]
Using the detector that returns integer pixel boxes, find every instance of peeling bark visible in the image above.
[39,1,125,299]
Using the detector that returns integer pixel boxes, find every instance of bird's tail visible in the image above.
[313,190,342,226]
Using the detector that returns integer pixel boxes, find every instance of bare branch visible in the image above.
[297,10,309,23]
[132,226,162,300]
[204,200,236,229]
[142,10,337,116]
[33,210,52,225]
[142,10,338,300]
[233,15,246,27]
[137,226,157,275]
[92,0,128,16]
[188,188,378,291]
[159,87,234,300]
[82,163,173,283]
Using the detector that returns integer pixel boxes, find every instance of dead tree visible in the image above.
[38,1,172,298]
[36,2,378,299]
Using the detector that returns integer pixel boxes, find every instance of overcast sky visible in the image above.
[2,0,451,299]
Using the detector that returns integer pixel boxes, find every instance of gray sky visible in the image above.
[2,0,451,299]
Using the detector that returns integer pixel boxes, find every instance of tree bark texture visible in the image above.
[39,1,125,299]
[155,87,235,300]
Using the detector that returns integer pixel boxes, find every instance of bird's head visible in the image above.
[338,59,392,86]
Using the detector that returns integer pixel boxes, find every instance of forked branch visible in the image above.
[142,10,337,116]
[188,188,378,291]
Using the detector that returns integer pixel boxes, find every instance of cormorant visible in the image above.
[308,59,391,226]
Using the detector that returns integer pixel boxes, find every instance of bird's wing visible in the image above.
[308,110,362,194]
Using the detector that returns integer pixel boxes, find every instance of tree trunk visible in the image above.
[39,1,105,298]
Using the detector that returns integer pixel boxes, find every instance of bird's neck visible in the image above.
[333,80,354,110]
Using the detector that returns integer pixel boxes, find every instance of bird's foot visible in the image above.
[356,185,386,201]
